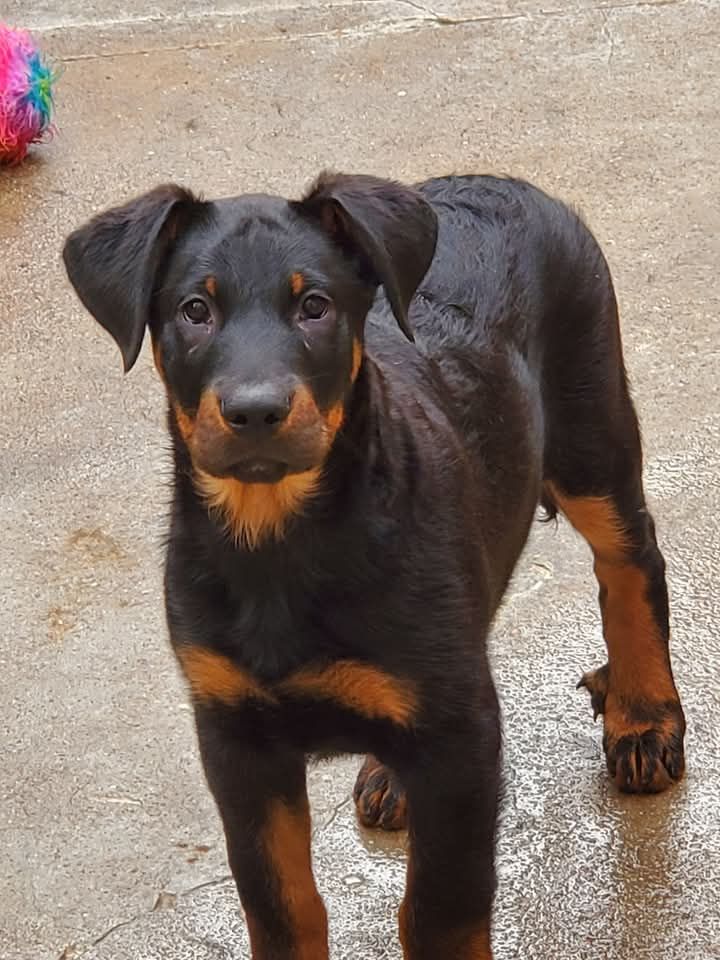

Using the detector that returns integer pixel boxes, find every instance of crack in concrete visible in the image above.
[61,873,235,958]
[313,795,353,838]
[599,8,618,64]
[62,795,354,956]
[29,0,365,33]
[396,0,696,26]
[43,0,697,62]
[67,796,360,957]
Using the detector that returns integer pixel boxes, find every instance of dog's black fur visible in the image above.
[64,173,685,960]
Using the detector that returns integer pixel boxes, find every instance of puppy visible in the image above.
[63,172,685,959]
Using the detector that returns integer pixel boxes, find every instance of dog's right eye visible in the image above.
[182,298,211,325]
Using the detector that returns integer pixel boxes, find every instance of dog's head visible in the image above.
[63,173,437,545]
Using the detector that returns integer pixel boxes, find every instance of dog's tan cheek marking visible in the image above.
[204,276,217,297]
[152,338,166,381]
[282,384,320,434]
[281,662,417,726]
[279,385,343,443]
[176,646,273,706]
[172,403,197,443]
[261,798,329,960]
[196,389,235,435]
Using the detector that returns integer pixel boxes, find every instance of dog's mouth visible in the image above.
[226,459,289,484]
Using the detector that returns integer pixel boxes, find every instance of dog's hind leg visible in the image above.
[542,272,685,794]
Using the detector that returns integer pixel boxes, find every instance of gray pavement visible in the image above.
[1,1,719,958]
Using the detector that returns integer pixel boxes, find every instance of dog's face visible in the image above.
[63,173,437,543]
[153,196,375,485]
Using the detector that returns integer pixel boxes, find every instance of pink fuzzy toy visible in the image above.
[0,24,56,165]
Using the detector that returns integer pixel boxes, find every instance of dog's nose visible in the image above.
[219,386,292,431]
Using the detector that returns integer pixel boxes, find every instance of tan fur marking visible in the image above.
[282,661,417,726]
[290,272,305,296]
[595,560,678,702]
[323,402,344,438]
[351,339,363,383]
[399,896,491,959]
[548,483,676,703]
[196,389,234,435]
[172,403,196,443]
[280,385,344,444]
[545,483,630,561]
[262,798,329,959]
[466,930,493,959]
[152,338,166,380]
[204,275,217,297]
[176,646,273,705]
[195,468,321,549]
[280,384,320,434]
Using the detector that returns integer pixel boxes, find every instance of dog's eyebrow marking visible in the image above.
[280,661,417,726]
[204,276,218,297]
[177,645,274,706]
[290,272,305,296]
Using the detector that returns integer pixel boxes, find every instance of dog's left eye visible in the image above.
[182,298,212,325]
[301,294,330,320]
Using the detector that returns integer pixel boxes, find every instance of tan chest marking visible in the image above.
[177,646,273,706]
[177,647,416,726]
[280,660,417,727]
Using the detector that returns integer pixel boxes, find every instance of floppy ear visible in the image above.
[62,184,198,372]
[294,173,438,341]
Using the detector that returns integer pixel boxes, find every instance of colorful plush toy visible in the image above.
[0,24,56,165]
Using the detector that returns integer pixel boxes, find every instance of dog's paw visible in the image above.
[579,668,685,793]
[353,756,407,830]
[602,697,685,794]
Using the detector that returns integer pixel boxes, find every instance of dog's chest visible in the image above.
[176,640,417,754]
[173,568,419,750]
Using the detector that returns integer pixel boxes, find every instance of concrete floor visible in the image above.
[2,1,719,958]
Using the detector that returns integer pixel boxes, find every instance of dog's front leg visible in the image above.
[194,708,328,960]
[398,706,501,960]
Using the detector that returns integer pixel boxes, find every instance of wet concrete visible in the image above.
[1,1,719,958]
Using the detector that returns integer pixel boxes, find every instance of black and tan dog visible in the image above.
[63,172,685,959]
